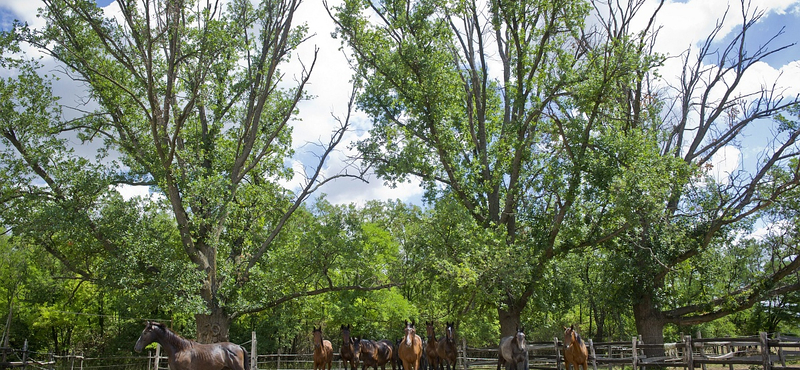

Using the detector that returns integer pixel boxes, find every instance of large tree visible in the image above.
[1,0,391,342]
[329,0,663,336]
[600,0,800,353]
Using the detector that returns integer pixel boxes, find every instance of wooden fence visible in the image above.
[9,332,798,370]
[212,332,800,370]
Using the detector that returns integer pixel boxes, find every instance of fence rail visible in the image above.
[4,332,800,370]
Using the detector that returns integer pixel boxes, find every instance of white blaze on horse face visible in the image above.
[404,326,413,346]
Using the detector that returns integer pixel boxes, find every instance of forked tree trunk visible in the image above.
[196,308,231,343]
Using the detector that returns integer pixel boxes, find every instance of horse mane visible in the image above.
[152,322,193,352]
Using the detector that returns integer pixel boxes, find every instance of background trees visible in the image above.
[1,0,799,356]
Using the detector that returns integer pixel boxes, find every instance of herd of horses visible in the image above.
[133,321,589,370]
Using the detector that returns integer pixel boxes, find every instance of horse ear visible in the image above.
[570,324,575,330]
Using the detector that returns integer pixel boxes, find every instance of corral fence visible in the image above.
[3,332,799,370]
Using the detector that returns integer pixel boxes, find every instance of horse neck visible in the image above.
[157,328,192,356]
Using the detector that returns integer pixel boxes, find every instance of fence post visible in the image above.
[278,346,282,370]
[588,339,597,370]
[554,337,562,370]
[251,331,257,370]
[761,332,770,370]
[22,339,28,370]
[632,337,638,370]
[684,335,693,370]
[154,343,161,370]
[462,337,468,370]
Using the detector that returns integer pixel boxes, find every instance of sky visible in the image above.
[1,0,800,208]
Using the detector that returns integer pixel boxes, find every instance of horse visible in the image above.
[497,327,528,370]
[436,322,457,370]
[398,321,424,370]
[425,322,440,370]
[394,339,405,370]
[354,337,395,370]
[313,327,334,370]
[134,321,249,370]
[341,325,359,370]
[563,325,588,370]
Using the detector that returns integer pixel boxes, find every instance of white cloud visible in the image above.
[113,184,159,201]
[708,145,742,184]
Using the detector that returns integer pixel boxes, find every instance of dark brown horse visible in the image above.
[341,325,359,370]
[425,322,440,370]
[498,327,528,370]
[134,321,249,370]
[354,337,395,370]
[563,325,588,370]
[313,327,334,370]
[398,321,424,370]
[436,322,457,370]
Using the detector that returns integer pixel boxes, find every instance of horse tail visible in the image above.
[242,346,251,370]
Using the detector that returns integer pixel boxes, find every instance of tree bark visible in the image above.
[196,308,231,343]
[498,303,524,337]
[633,293,666,358]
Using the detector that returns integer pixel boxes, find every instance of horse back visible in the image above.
[324,340,334,361]
[376,339,394,365]
[176,342,246,370]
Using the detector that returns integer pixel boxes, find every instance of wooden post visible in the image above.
[684,336,693,370]
[462,337,468,370]
[252,331,258,370]
[21,339,28,370]
[277,346,282,370]
[632,337,638,370]
[695,332,706,370]
[588,339,597,370]
[154,343,161,370]
[555,337,563,370]
[761,332,771,370]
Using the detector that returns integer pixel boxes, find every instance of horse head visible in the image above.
[403,321,417,346]
[514,327,526,352]
[563,325,580,347]
[426,321,436,339]
[445,322,454,342]
[341,325,352,343]
[313,326,324,348]
[134,321,165,352]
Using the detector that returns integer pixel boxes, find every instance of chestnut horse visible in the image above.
[425,322,440,370]
[134,321,249,370]
[497,327,528,370]
[354,337,395,370]
[436,322,457,370]
[398,321,424,370]
[563,325,588,370]
[341,325,359,370]
[313,327,334,370]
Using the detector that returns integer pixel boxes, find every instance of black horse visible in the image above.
[134,321,249,370]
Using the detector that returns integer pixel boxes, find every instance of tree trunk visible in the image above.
[196,308,231,343]
[633,293,666,358]
[498,303,524,337]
